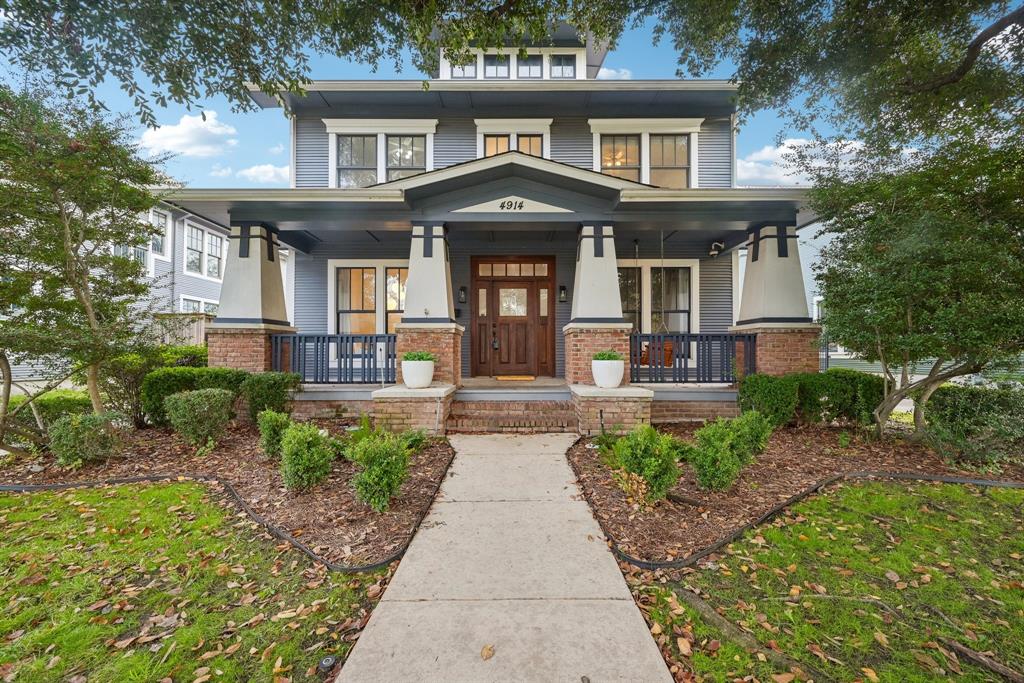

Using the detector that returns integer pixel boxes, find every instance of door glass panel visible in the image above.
[479,263,492,276]
[539,288,549,318]
[535,263,548,276]
[499,288,528,316]
[478,289,487,316]
[520,263,534,276]
[507,263,520,276]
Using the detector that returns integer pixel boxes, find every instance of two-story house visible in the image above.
[169,31,820,434]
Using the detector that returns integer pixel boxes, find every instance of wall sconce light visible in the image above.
[458,286,467,304]
[558,285,568,303]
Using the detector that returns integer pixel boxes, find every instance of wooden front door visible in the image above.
[471,257,556,377]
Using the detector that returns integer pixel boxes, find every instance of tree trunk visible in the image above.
[912,380,943,437]
[86,363,104,414]
[0,351,11,445]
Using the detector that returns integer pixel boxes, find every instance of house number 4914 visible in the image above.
[498,200,525,211]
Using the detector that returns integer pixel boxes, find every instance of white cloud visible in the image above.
[597,67,633,80]
[140,111,238,158]
[268,143,285,155]
[209,164,233,178]
[236,164,290,184]
[736,138,811,186]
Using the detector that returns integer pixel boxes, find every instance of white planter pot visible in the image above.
[402,360,435,389]
[592,359,625,389]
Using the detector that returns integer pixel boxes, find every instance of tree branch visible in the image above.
[902,6,1024,93]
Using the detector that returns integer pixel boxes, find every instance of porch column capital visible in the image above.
[569,223,626,324]
[210,223,293,331]
[402,223,455,324]
[733,224,812,327]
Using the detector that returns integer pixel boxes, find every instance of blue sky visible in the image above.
[90,18,805,188]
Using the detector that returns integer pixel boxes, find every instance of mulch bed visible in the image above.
[568,423,1024,564]
[0,419,455,568]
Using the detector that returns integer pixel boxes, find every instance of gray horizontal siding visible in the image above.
[295,117,329,188]
[434,117,476,168]
[550,117,593,169]
[698,118,733,188]
[698,256,733,332]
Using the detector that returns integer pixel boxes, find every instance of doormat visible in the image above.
[495,375,536,381]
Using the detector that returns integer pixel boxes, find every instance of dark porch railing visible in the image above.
[270,334,397,384]
[630,333,756,383]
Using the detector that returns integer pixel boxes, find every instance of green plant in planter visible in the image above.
[402,351,437,361]
[592,350,623,361]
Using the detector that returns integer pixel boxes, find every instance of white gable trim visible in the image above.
[321,119,438,135]
[588,118,704,134]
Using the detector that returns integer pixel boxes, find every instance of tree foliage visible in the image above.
[0,85,165,446]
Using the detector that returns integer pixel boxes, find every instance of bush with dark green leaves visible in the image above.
[48,412,121,468]
[350,431,410,512]
[738,374,800,427]
[164,388,235,452]
[926,384,1024,467]
[98,345,209,428]
[7,389,92,434]
[280,422,335,491]
[157,344,207,367]
[689,411,774,491]
[141,367,248,426]
[726,410,774,464]
[257,409,292,459]
[239,371,301,421]
[610,424,683,502]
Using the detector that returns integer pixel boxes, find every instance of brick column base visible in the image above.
[563,324,632,385]
[208,326,293,372]
[395,324,463,387]
[372,385,456,435]
[570,385,653,436]
[732,325,822,376]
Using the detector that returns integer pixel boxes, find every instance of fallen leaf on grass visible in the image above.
[677,638,691,656]
[772,674,795,683]
[861,667,880,682]
[480,644,495,661]
[873,631,889,648]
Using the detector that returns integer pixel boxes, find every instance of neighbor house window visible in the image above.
[550,54,576,78]
[601,134,641,182]
[385,267,408,332]
[649,134,690,189]
[336,267,377,335]
[483,54,510,78]
[451,61,477,79]
[386,135,426,180]
[337,134,378,188]
[517,55,542,78]
[484,134,510,157]
[114,242,148,267]
[517,134,543,157]
[181,297,218,315]
[150,209,169,257]
[184,223,224,280]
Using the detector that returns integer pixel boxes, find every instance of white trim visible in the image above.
[615,258,701,334]
[640,132,651,184]
[689,132,699,189]
[251,79,740,93]
[289,115,297,189]
[732,249,742,322]
[149,208,171,261]
[325,259,410,334]
[327,132,338,188]
[474,119,552,159]
[181,219,225,283]
[588,118,704,134]
[376,133,386,182]
[179,294,219,314]
[321,119,438,135]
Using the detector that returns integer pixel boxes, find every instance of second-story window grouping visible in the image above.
[337,134,378,188]
[600,134,641,181]
[386,135,426,180]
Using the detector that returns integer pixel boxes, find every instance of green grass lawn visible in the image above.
[0,482,383,682]
[638,481,1024,682]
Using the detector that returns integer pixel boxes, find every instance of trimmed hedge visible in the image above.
[239,372,301,421]
[351,431,411,512]
[280,423,335,491]
[7,389,92,433]
[141,367,248,426]
[257,409,292,459]
[164,388,235,451]
[610,424,683,502]
[739,369,883,427]
[49,412,120,468]
[737,374,799,427]
[100,344,208,428]
[927,384,1024,467]
[689,411,773,491]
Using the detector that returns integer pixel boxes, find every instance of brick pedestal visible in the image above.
[395,324,463,387]
[563,324,632,385]
[372,384,455,435]
[208,326,293,372]
[732,325,821,376]
[570,385,653,436]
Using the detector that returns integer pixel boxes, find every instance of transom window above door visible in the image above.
[478,261,549,277]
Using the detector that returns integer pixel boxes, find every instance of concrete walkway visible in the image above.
[338,433,671,682]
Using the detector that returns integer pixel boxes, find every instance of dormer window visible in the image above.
[483,55,510,79]
[484,134,511,157]
[517,55,542,79]
[451,61,477,79]
[550,55,576,79]
[517,134,543,156]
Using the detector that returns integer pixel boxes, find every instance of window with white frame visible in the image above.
[550,54,576,78]
[590,119,704,187]
[517,54,542,78]
[184,222,224,281]
[386,135,426,180]
[329,261,409,335]
[616,260,698,333]
[337,134,378,188]
[474,119,551,159]
[601,134,642,182]
[451,60,477,78]
[324,120,437,188]
[150,208,170,258]
[114,242,148,267]
[181,296,219,315]
[483,54,510,78]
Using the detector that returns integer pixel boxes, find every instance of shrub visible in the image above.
[823,368,884,424]
[48,412,121,468]
[610,425,682,502]
[141,367,248,426]
[794,371,855,423]
[727,410,773,464]
[239,372,301,421]
[164,388,235,452]
[927,384,1024,467]
[340,414,375,459]
[738,374,799,427]
[350,431,410,512]
[157,344,207,367]
[402,351,437,361]
[280,423,335,491]
[98,345,209,428]
[257,409,292,459]
[8,389,92,433]
[689,411,774,491]
[399,429,429,454]
[592,350,623,361]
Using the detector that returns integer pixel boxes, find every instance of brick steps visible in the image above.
[446,400,578,433]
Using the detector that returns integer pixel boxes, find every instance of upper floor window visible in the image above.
[451,61,477,79]
[484,134,510,157]
[386,135,426,180]
[150,209,170,258]
[517,55,542,79]
[649,134,690,189]
[182,296,219,315]
[517,134,543,157]
[550,54,576,79]
[483,55,510,79]
[337,134,378,188]
[185,223,224,281]
[601,134,641,182]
